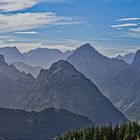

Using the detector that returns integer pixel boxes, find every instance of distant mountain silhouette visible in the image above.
[0,46,73,70]
[14,60,126,125]
[0,107,92,140]
[24,48,73,68]
[116,53,135,64]
[0,46,25,62]
[11,61,42,77]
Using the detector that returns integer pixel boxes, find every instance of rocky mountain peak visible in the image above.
[78,43,97,52]
[132,50,140,66]
[116,55,122,59]
[68,43,102,59]
[81,43,92,47]
[49,60,81,77]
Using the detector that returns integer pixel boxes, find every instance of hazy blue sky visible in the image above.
[0,0,140,56]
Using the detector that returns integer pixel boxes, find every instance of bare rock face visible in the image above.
[14,60,126,125]
[67,43,128,98]
[132,50,140,66]
[106,50,140,121]
[0,55,35,108]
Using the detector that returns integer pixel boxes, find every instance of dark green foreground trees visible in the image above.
[56,122,140,140]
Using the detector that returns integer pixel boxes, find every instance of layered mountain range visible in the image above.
[0,46,72,68]
[0,43,139,123]
[66,44,140,120]
[0,52,127,126]
[13,60,126,125]
[0,47,72,76]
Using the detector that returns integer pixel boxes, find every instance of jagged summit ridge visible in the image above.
[49,60,81,77]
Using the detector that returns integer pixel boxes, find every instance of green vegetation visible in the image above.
[56,122,140,140]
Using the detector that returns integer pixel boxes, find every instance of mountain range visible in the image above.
[0,46,73,76]
[24,48,73,68]
[67,43,128,94]
[66,44,140,120]
[13,60,126,125]
[0,44,140,122]
[0,47,72,68]
[106,50,140,121]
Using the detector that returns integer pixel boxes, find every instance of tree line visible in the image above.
[56,121,140,140]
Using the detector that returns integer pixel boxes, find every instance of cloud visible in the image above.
[117,17,140,21]
[0,0,73,12]
[124,31,140,38]
[0,0,38,12]
[15,31,39,34]
[112,17,140,39]
[42,0,73,4]
[129,28,140,33]
[94,42,140,57]
[0,12,81,33]
[120,24,140,39]
[111,23,138,28]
